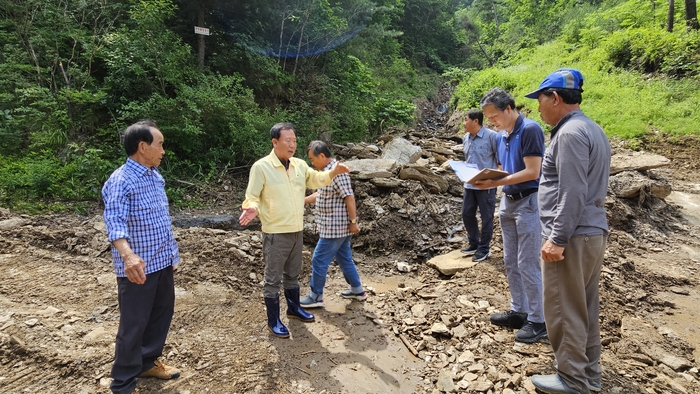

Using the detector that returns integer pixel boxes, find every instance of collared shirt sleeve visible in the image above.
[242,161,265,210]
[334,172,353,198]
[548,130,589,246]
[521,123,545,157]
[102,177,131,243]
[304,164,332,189]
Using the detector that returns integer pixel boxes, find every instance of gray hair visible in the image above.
[479,88,516,111]
[306,140,332,158]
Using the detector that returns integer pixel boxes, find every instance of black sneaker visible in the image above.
[472,250,491,262]
[461,244,478,255]
[489,310,528,329]
[515,321,548,343]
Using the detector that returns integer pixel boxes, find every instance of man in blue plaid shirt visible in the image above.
[102,120,181,394]
[301,141,366,308]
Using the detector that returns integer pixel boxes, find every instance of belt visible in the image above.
[505,188,538,201]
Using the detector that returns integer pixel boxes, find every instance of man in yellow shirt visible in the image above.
[239,122,350,337]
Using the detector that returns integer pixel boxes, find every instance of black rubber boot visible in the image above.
[284,287,315,322]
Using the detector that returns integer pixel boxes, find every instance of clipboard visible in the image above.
[447,160,508,185]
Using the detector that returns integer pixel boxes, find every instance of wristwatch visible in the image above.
[349,218,358,224]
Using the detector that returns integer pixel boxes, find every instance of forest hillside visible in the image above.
[0,0,698,211]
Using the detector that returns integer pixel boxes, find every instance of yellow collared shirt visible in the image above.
[242,150,332,233]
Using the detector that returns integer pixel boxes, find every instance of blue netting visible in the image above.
[213,0,375,58]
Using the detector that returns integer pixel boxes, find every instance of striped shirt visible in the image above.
[314,159,354,239]
[102,158,179,277]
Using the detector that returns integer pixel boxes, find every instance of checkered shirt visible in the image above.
[102,158,180,277]
[314,159,354,239]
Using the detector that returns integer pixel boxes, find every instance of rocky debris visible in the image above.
[0,218,30,231]
[399,165,449,194]
[445,110,466,135]
[609,171,672,199]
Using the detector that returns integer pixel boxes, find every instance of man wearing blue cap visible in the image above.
[525,69,611,394]
[474,88,547,344]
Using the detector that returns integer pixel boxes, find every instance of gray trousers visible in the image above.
[543,234,606,394]
[499,192,544,323]
[262,231,303,298]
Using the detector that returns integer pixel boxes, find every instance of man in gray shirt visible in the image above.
[460,109,500,262]
[525,69,611,394]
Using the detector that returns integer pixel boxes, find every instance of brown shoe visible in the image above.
[139,360,181,380]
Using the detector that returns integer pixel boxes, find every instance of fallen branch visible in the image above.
[398,333,419,357]
[175,179,196,187]
[294,366,310,375]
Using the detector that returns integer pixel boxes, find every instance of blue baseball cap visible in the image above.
[524,68,584,99]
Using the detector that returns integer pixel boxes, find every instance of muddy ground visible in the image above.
[2,105,700,394]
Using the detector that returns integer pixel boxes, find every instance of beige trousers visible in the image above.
[542,234,607,393]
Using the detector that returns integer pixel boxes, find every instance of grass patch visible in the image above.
[453,41,700,139]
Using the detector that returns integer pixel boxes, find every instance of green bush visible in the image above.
[116,73,277,170]
[0,145,117,208]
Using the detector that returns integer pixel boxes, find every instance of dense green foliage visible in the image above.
[0,0,698,210]
[453,0,700,138]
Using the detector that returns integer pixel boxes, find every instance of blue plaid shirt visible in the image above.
[102,158,179,277]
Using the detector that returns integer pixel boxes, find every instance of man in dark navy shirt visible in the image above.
[474,88,547,344]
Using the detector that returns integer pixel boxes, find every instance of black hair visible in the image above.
[541,88,583,105]
[306,140,332,158]
[122,120,157,156]
[479,88,516,111]
[466,109,484,126]
[270,122,296,140]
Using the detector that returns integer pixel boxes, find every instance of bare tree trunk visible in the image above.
[667,0,675,32]
[686,0,699,30]
[492,0,500,37]
[293,7,311,75]
[475,37,494,67]
[198,6,205,67]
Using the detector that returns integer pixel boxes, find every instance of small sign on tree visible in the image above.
[194,26,210,36]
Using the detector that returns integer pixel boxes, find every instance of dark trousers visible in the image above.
[110,266,175,394]
[462,188,497,253]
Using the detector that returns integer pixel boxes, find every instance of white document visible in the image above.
[447,160,509,185]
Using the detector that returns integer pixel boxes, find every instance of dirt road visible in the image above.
[1,135,700,394]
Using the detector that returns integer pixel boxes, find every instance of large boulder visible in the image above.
[610,151,671,175]
[427,250,479,276]
[344,158,396,175]
[381,138,422,165]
